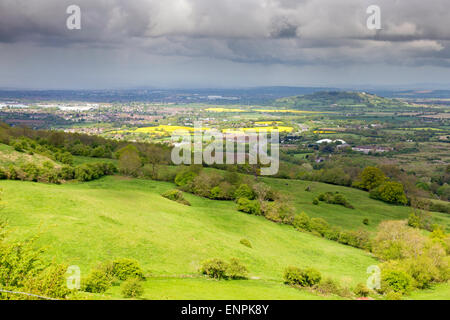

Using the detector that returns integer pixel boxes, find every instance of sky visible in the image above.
[0,0,450,90]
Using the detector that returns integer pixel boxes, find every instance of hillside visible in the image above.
[274,91,408,111]
[0,143,60,169]
[262,177,450,232]
[0,176,380,299]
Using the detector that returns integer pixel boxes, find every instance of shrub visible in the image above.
[174,170,197,187]
[191,171,223,198]
[314,278,342,296]
[354,283,370,297]
[363,218,369,226]
[293,212,311,231]
[318,192,353,208]
[404,255,442,289]
[239,238,252,248]
[200,258,228,279]
[23,263,72,299]
[310,218,330,237]
[162,189,191,206]
[324,227,341,241]
[83,268,113,293]
[111,258,145,281]
[283,267,321,287]
[121,278,144,298]
[227,258,248,280]
[370,181,408,205]
[338,229,371,250]
[312,198,319,205]
[60,166,74,180]
[236,198,261,215]
[261,201,294,224]
[210,186,222,199]
[234,184,254,200]
[373,221,426,260]
[0,168,6,180]
[381,269,413,294]
[8,165,17,180]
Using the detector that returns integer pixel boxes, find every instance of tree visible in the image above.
[142,144,170,179]
[370,181,408,205]
[118,145,142,176]
[354,166,386,191]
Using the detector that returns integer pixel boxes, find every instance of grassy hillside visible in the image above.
[0,176,380,299]
[275,91,408,111]
[0,143,60,169]
[262,177,450,232]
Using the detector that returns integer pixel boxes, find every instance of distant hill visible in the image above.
[274,91,408,111]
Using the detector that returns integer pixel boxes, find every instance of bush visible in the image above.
[314,278,342,296]
[324,227,341,241]
[404,255,442,289]
[309,218,329,237]
[236,198,261,215]
[23,263,72,299]
[363,218,369,226]
[83,268,113,293]
[121,278,144,298]
[373,220,428,260]
[162,189,191,206]
[381,269,413,294]
[283,267,321,287]
[8,165,17,180]
[111,258,145,281]
[227,258,248,280]
[234,184,254,200]
[174,170,197,187]
[338,229,371,250]
[312,198,319,205]
[293,212,311,231]
[261,201,294,224]
[370,181,408,205]
[239,238,252,248]
[200,258,229,279]
[318,192,354,209]
[0,168,6,180]
[354,283,370,297]
[60,166,74,180]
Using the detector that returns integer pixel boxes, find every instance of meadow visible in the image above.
[0,176,381,299]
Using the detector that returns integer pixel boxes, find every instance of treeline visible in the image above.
[0,161,117,184]
[0,122,171,183]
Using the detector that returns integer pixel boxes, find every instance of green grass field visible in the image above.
[261,177,450,232]
[0,176,381,299]
[1,173,448,299]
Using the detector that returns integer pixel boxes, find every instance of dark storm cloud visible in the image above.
[0,0,449,89]
[1,0,450,65]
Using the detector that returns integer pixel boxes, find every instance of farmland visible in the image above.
[0,89,449,301]
[1,176,379,299]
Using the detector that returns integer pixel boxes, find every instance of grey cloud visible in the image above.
[0,0,449,89]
